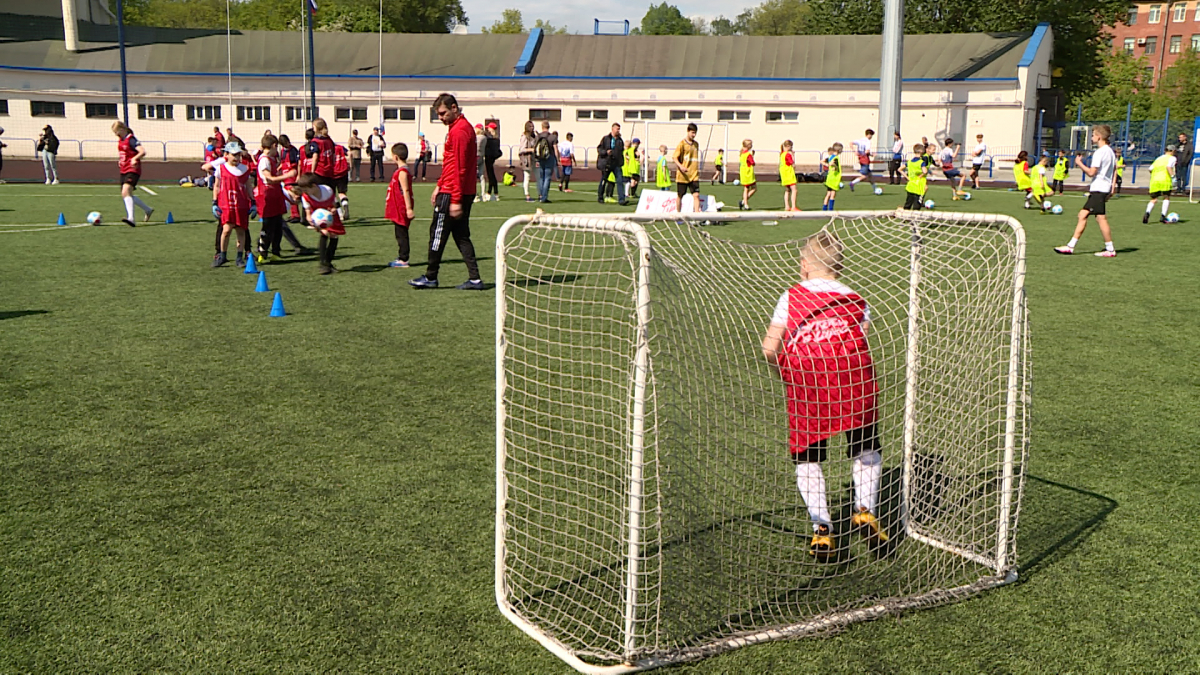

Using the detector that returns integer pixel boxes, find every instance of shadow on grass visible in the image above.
[511,274,581,287]
[1015,474,1117,579]
[0,310,49,321]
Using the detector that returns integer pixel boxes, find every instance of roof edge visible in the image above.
[1017,23,1051,68]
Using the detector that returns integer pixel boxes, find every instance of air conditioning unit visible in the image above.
[1137,37,1147,45]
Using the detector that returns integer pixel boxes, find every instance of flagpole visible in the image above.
[306,0,317,123]
[116,0,130,124]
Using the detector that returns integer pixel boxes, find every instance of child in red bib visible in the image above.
[288,173,345,275]
[202,140,253,267]
[254,134,296,263]
[761,231,888,560]
[385,143,415,268]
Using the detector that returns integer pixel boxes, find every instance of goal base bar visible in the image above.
[498,570,1018,675]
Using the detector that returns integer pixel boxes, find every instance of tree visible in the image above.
[1151,48,1200,120]
[1072,50,1153,120]
[532,19,569,35]
[742,0,809,36]
[639,2,694,35]
[112,0,466,33]
[709,16,739,36]
[691,17,709,35]
[482,8,524,34]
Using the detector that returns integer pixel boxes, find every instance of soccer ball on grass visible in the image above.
[86,211,102,226]
[1166,212,1180,223]
[962,192,972,201]
[1052,205,1064,215]
[1043,200,1053,210]
[873,187,883,195]
[924,199,935,209]
[732,179,740,186]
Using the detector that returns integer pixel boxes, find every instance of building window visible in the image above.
[766,111,799,123]
[529,108,562,122]
[1170,35,1183,52]
[1124,37,1137,53]
[383,107,416,121]
[429,106,439,122]
[335,107,367,122]
[1173,2,1187,21]
[1127,5,1139,24]
[187,105,221,121]
[1192,34,1200,51]
[1195,4,1200,20]
[717,110,751,122]
[1149,4,1162,22]
[623,109,656,121]
[0,100,8,115]
[576,109,608,121]
[669,110,702,121]
[31,101,66,117]
[86,103,118,118]
[236,105,270,122]
[139,104,174,120]
[285,106,317,122]
[1146,35,1158,53]
[1145,66,1156,80]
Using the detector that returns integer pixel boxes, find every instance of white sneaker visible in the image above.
[45,180,51,185]
[52,179,60,185]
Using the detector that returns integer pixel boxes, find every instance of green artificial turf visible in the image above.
[2,179,1199,673]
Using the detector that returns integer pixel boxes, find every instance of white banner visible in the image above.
[635,189,722,214]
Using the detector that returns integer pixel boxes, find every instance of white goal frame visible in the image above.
[495,210,1028,674]
[640,121,730,183]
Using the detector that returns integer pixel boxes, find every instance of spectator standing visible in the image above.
[368,127,386,181]
[414,132,430,181]
[408,93,483,291]
[348,129,365,182]
[596,123,627,206]
[518,121,536,202]
[0,127,7,184]
[558,132,575,192]
[213,126,226,153]
[484,122,502,200]
[475,123,487,203]
[37,125,60,184]
[1176,133,1192,194]
[534,121,557,203]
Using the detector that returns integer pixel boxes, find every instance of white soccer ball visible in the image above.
[311,208,334,229]
[1043,200,1053,210]
[962,192,972,201]
[874,187,883,195]
[839,182,845,189]
[1052,205,1064,215]
[732,179,740,186]
[924,200,935,209]
[86,211,102,226]
[1166,212,1180,223]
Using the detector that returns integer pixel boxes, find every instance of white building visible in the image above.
[0,11,1052,170]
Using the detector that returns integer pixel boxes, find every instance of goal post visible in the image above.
[641,121,730,184]
[496,210,1030,673]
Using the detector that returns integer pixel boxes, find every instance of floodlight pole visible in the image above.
[116,0,130,124]
[878,0,904,156]
[306,3,317,121]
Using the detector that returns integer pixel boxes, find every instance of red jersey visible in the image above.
[300,185,346,236]
[213,131,225,153]
[204,145,217,163]
[437,114,477,204]
[215,159,252,228]
[778,281,877,451]
[255,154,287,219]
[333,144,349,179]
[118,135,142,175]
[311,136,336,178]
[419,138,427,156]
[385,166,412,226]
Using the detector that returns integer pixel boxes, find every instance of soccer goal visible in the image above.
[495,210,1030,673]
[640,121,730,183]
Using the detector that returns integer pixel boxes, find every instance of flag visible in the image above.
[307,0,317,13]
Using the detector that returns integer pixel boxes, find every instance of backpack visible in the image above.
[535,135,552,161]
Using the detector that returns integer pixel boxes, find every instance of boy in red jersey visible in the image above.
[254,134,296,264]
[409,93,483,290]
[112,120,153,227]
[201,140,253,267]
[306,118,337,187]
[385,143,414,268]
[288,173,346,275]
[332,143,351,219]
[761,231,887,560]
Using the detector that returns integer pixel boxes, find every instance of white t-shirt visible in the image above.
[971,143,988,166]
[892,138,904,158]
[853,137,872,161]
[210,156,249,177]
[1088,144,1116,193]
[771,278,872,326]
[257,154,275,181]
[1166,155,1178,170]
[939,147,956,169]
[559,140,574,159]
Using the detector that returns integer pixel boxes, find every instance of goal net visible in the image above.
[495,210,1030,673]
[639,121,730,183]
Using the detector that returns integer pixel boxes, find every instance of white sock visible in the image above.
[132,195,151,214]
[123,196,135,221]
[1068,237,1079,248]
[795,463,831,530]
[523,172,530,197]
[1146,202,1155,213]
[1105,240,1115,252]
[852,451,883,513]
[1162,199,1170,216]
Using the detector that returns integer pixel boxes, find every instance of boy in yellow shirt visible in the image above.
[674,123,701,212]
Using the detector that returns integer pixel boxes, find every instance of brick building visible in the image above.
[1108,2,1200,86]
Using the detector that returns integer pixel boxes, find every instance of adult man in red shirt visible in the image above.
[410,93,483,290]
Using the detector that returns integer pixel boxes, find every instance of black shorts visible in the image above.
[676,181,700,197]
[1083,191,1109,215]
[315,174,335,188]
[904,192,923,209]
[121,172,140,188]
[970,164,983,178]
[792,424,881,464]
[333,176,349,195]
[1150,190,1171,198]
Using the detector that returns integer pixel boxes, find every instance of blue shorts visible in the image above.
[858,164,872,176]
[944,169,961,179]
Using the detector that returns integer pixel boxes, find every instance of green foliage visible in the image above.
[1073,50,1153,120]
[740,0,810,36]
[481,8,524,34]
[1151,48,1200,120]
[709,16,739,36]
[639,2,694,35]
[532,19,568,35]
[112,0,464,33]
[800,0,1127,99]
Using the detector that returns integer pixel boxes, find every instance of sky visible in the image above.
[459,0,747,34]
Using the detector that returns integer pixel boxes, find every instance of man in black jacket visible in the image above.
[37,125,60,184]
[1175,133,1192,195]
[596,123,627,205]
